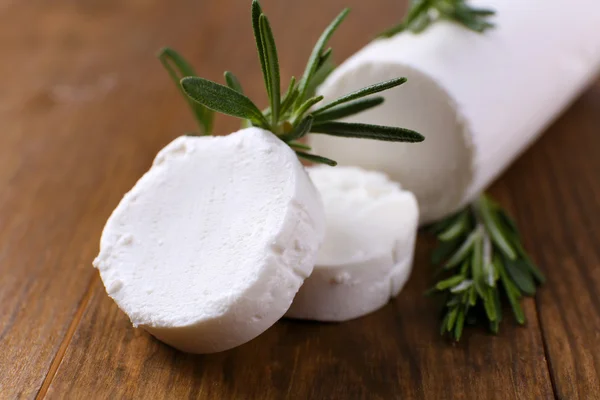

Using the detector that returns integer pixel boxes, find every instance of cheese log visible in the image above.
[93,128,325,353]
[310,0,600,224]
[286,166,418,322]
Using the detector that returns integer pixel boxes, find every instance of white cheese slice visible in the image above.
[286,166,419,322]
[93,128,325,353]
[310,0,600,224]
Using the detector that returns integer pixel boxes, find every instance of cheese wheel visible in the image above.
[310,0,600,224]
[286,166,418,322]
[93,128,325,353]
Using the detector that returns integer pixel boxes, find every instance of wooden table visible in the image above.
[1,0,599,398]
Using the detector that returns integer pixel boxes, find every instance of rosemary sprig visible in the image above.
[379,0,495,38]
[426,195,545,340]
[157,48,214,135]
[158,0,424,165]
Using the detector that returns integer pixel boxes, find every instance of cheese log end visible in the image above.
[310,59,474,224]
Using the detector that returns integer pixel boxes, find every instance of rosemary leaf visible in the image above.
[454,309,466,340]
[280,76,297,116]
[511,240,546,284]
[438,211,469,241]
[496,251,526,324]
[317,47,333,71]
[504,259,536,296]
[426,210,465,235]
[489,319,500,334]
[459,258,470,276]
[444,228,479,268]
[305,54,336,100]
[471,232,483,286]
[497,209,520,238]
[311,122,424,142]
[288,141,311,151]
[181,77,270,129]
[410,12,432,34]
[447,307,459,332]
[313,97,384,123]
[157,47,214,135]
[280,115,314,142]
[523,258,546,285]
[293,96,324,122]
[468,8,495,17]
[483,288,497,322]
[259,14,281,123]
[468,285,477,306]
[312,77,407,115]
[251,0,270,100]
[503,285,526,324]
[477,196,517,260]
[436,275,465,291]
[224,71,243,94]
[295,151,337,166]
[483,260,496,287]
[281,92,299,118]
[450,279,473,293]
[296,8,350,106]
[492,254,502,283]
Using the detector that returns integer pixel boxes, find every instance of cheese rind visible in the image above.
[286,166,419,322]
[310,0,600,224]
[93,128,325,353]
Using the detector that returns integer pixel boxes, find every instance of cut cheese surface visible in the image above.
[93,128,325,353]
[286,166,419,322]
[310,0,600,224]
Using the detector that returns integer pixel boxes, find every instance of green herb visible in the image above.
[180,77,270,128]
[313,97,384,123]
[157,48,214,135]
[311,77,406,115]
[426,194,545,341]
[311,122,423,142]
[224,71,244,94]
[159,0,424,165]
[379,0,495,38]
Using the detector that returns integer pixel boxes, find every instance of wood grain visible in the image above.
[0,0,597,398]
[499,84,600,399]
[45,240,555,399]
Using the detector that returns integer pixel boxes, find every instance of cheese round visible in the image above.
[93,128,325,353]
[286,166,419,322]
[310,0,600,224]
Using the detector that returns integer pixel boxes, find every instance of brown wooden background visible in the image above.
[1,0,599,398]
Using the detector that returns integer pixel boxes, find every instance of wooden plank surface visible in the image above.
[45,240,555,400]
[505,85,600,399]
[0,0,597,398]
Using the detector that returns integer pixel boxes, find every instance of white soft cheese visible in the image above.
[286,166,418,322]
[310,0,600,224]
[93,128,325,354]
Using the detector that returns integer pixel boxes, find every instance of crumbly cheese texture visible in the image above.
[93,128,325,353]
[310,0,600,224]
[286,166,419,322]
